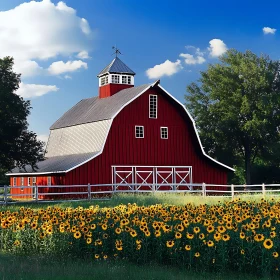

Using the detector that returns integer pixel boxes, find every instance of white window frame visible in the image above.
[28,177,31,186]
[111,75,120,84]
[13,177,16,186]
[127,76,131,85]
[135,126,144,138]
[122,75,127,84]
[21,177,24,186]
[149,95,157,119]
[161,127,168,139]
[32,177,36,186]
[47,176,51,186]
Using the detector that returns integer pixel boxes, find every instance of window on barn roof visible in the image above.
[100,75,108,86]
[112,75,120,84]
[149,95,157,119]
[135,126,144,138]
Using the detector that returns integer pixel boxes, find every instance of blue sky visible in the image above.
[0,0,279,143]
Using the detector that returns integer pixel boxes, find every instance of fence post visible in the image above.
[88,183,91,200]
[202,183,206,197]
[262,183,266,198]
[3,185,7,206]
[231,184,234,199]
[35,185,38,203]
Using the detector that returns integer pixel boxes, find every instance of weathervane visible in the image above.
[112,45,122,57]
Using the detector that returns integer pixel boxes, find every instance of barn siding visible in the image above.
[66,87,229,187]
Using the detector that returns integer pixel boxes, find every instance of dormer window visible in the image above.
[122,76,127,84]
[112,75,120,84]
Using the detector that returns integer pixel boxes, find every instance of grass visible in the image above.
[0,254,277,280]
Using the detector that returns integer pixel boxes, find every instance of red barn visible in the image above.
[7,56,234,198]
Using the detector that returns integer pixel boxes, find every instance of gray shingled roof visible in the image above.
[97,57,135,77]
[50,84,150,130]
[11,153,97,174]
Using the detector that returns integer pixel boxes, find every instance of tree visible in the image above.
[0,56,44,179]
[185,49,280,184]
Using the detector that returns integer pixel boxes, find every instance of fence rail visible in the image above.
[0,183,280,205]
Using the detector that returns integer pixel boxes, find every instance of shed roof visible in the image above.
[97,57,135,77]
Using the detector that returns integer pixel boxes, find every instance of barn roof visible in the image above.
[97,57,135,77]
[7,81,235,175]
[50,84,150,130]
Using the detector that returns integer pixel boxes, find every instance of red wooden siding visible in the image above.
[66,87,228,187]
[99,84,133,98]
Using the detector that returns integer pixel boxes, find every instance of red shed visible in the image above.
[7,56,234,198]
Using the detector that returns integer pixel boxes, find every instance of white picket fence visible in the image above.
[0,183,280,205]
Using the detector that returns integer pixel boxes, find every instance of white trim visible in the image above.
[6,171,65,176]
[32,177,37,186]
[135,126,144,138]
[157,84,235,171]
[47,176,51,186]
[160,127,168,139]
[21,177,24,186]
[28,177,31,186]
[149,94,157,119]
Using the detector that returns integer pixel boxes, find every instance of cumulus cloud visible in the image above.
[48,60,88,75]
[208,39,227,57]
[37,134,49,144]
[17,82,59,98]
[0,0,92,77]
[146,59,183,79]
[64,75,72,79]
[179,53,206,65]
[77,51,90,59]
[263,27,276,34]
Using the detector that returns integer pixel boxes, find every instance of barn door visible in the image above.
[112,166,192,191]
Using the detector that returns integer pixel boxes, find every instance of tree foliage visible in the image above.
[0,56,44,178]
[185,49,280,184]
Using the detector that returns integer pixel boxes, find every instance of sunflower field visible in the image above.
[0,197,279,277]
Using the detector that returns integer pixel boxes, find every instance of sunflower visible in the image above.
[239,232,245,239]
[193,227,200,234]
[273,252,279,258]
[263,239,273,250]
[240,249,245,255]
[254,234,264,242]
[199,233,205,240]
[115,227,121,234]
[185,245,191,251]
[207,225,214,233]
[39,232,46,239]
[46,227,53,235]
[116,244,123,251]
[155,230,161,237]
[187,233,194,239]
[207,240,214,247]
[86,237,92,244]
[90,224,96,230]
[177,224,184,232]
[103,255,108,260]
[270,231,276,238]
[136,244,141,250]
[101,224,108,231]
[194,252,200,258]
[166,240,175,248]
[95,254,100,259]
[217,226,226,233]
[175,232,182,239]
[145,231,151,237]
[214,232,221,241]
[74,231,82,239]
[14,240,21,246]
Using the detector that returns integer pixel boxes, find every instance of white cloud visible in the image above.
[37,134,49,144]
[179,53,206,65]
[208,39,227,57]
[263,27,276,34]
[77,51,90,59]
[0,0,92,77]
[17,82,59,98]
[48,60,88,75]
[64,75,72,79]
[146,59,183,79]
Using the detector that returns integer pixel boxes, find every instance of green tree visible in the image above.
[0,56,44,181]
[185,49,280,184]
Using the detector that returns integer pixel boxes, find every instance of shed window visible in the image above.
[149,95,157,119]
[28,177,31,186]
[135,126,144,138]
[47,177,51,186]
[127,76,131,84]
[122,76,127,84]
[21,177,24,186]
[161,127,168,139]
[13,177,16,186]
[112,75,120,84]
[100,75,108,86]
[32,177,36,186]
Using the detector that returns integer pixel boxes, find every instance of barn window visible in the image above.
[47,177,51,186]
[122,76,127,84]
[112,75,120,84]
[13,177,16,186]
[149,95,157,119]
[21,177,24,186]
[135,126,144,138]
[127,76,131,84]
[28,177,31,186]
[161,127,168,139]
[100,75,108,86]
[32,177,36,186]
